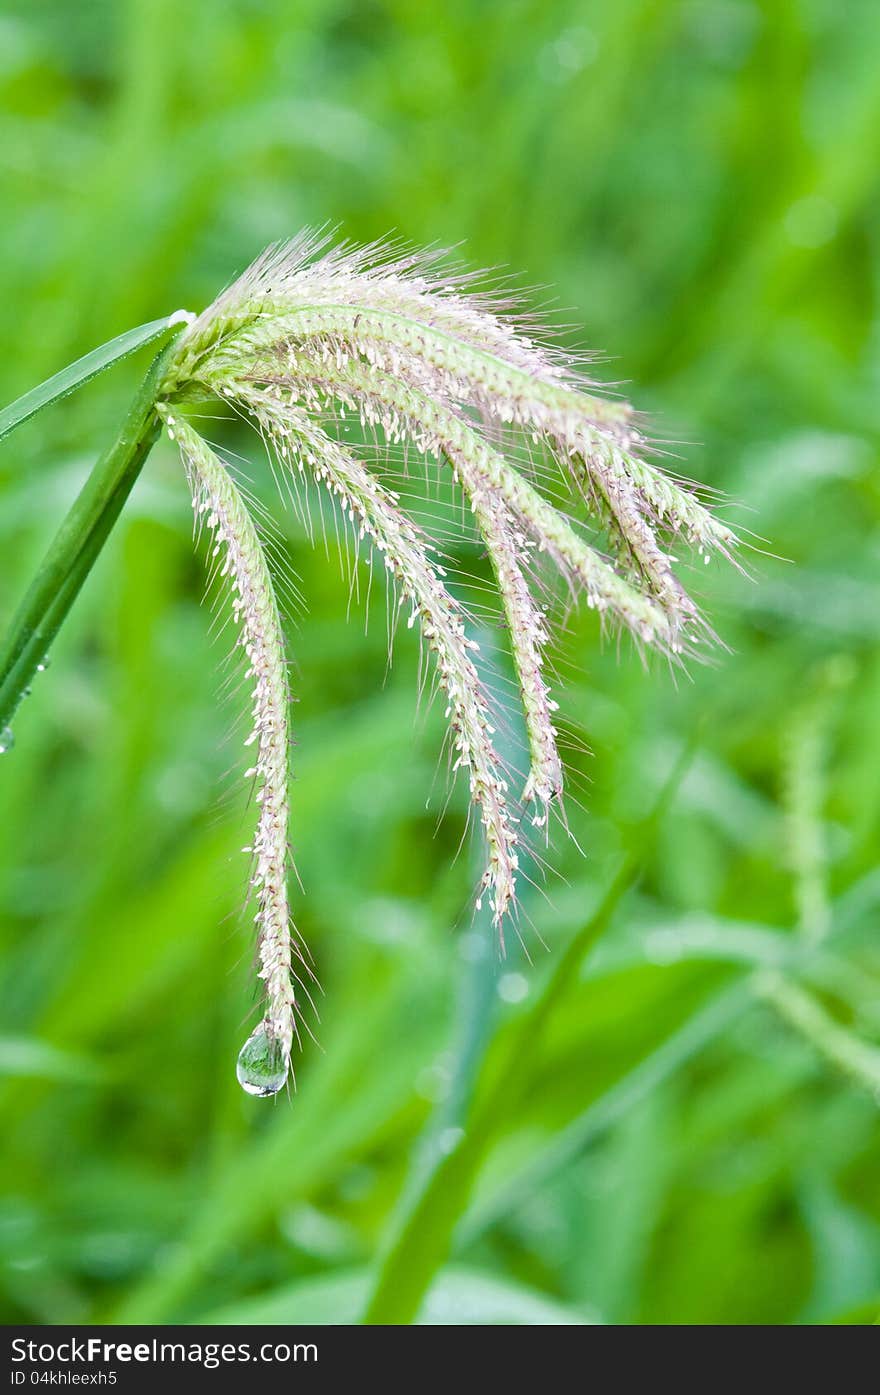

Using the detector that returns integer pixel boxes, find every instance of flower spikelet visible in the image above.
[158,406,300,1068]
[240,386,519,932]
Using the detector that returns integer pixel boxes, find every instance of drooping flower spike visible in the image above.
[158,233,738,1093]
[158,407,307,1094]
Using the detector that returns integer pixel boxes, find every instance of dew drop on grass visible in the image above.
[36,656,50,672]
[0,727,13,754]
[236,1021,289,1097]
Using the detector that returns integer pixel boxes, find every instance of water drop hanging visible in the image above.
[236,1020,289,1097]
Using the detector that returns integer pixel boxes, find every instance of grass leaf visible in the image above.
[0,317,183,446]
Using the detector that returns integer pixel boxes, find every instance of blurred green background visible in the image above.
[1,0,880,1326]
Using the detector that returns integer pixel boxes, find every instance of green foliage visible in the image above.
[1,0,879,1326]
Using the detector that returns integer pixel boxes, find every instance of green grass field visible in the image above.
[1,0,879,1325]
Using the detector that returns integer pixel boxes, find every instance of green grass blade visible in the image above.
[111,958,446,1323]
[0,337,181,730]
[0,315,183,445]
[360,740,698,1324]
[460,979,752,1244]
[200,1264,592,1326]
[356,887,628,1327]
[0,1036,103,1084]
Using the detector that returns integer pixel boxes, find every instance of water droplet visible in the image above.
[0,727,13,754]
[236,1021,289,1097]
[36,655,50,672]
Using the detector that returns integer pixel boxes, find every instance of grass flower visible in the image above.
[7,230,733,1091]
[151,233,740,1083]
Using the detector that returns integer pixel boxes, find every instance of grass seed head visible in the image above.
[159,233,738,1074]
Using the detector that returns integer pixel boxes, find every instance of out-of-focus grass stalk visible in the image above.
[361,739,697,1325]
[361,633,514,1254]
[756,972,880,1097]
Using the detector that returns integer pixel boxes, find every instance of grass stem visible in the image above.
[0,339,180,731]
